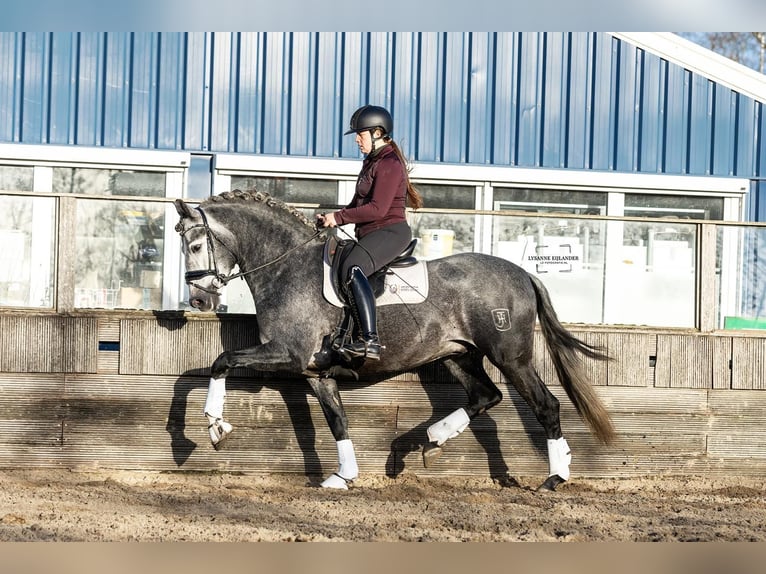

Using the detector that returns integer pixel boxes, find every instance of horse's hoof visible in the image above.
[208,419,233,450]
[422,441,443,468]
[537,474,566,492]
[320,473,354,490]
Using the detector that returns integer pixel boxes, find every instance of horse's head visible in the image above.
[174,199,237,312]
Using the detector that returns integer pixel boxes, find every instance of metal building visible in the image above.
[1,32,764,202]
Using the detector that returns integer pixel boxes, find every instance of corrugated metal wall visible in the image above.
[1,32,764,211]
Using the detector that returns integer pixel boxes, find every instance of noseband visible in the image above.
[179,205,322,295]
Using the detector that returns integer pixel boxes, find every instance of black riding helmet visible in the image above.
[344,105,393,136]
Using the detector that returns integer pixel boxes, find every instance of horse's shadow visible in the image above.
[384,363,543,487]
[166,370,326,476]
[160,312,540,484]
[166,364,542,488]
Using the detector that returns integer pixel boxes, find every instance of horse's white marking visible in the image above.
[547,437,572,480]
[427,408,470,446]
[320,439,359,489]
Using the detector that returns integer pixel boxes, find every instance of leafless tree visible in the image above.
[678,32,766,74]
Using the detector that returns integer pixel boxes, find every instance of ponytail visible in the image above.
[388,140,423,209]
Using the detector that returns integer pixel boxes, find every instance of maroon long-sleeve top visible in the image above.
[334,144,407,238]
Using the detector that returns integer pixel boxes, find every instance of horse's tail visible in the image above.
[528,274,616,445]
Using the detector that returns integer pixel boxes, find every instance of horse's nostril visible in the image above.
[190,298,204,309]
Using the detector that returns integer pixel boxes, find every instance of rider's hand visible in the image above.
[317,213,338,228]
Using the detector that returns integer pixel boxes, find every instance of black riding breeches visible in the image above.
[339,222,412,281]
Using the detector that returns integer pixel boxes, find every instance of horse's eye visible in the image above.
[190,243,202,254]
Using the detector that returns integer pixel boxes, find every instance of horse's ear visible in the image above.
[174,199,194,219]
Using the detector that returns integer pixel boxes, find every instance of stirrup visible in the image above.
[340,338,382,361]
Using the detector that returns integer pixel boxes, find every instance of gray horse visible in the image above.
[174,189,615,491]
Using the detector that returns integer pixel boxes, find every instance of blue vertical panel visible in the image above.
[516,33,543,167]
[101,33,132,148]
[208,33,234,152]
[491,32,518,165]
[314,33,342,157]
[367,33,393,109]
[289,33,315,156]
[20,32,49,144]
[441,33,469,163]
[711,85,736,176]
[391,33,418,161]
[0,34,22,142]
[416,33,445,162]
[757,109,766,219]
[637,51,663,173]
[47,33,77,145]
[589,33,614,170]
[75,33,107,147]
[339,32,366,158]
[183,32,210,151]
[687,74,713,175]
[540,32,567,168]
[735,96,757,178]
[233,33,262,154]
[155,33,187,150]
[467,32,492,165]
[662,64,689,174]
[128,33,158,149]
[256,32,290,154]
[565,33,595,169]
[613,40,639,171]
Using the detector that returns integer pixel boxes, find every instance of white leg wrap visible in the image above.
[427,408,470,446]
[204,377,226,419]
[547,437,572,481]
[321,439,359,489]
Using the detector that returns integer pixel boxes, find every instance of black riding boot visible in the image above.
[331,309,352,351]
[342,266,382,360]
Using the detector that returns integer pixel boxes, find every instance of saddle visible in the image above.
[322,235,429,308]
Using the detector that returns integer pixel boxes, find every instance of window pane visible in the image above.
[53,167,166,197]
[229,176,337,204]
[624,193,724,220]
[74,199,166,309]
[0,166,34,191]
[492,212,697,327]
[0,195,55,307]
[493,213,606,324]
[610,220,696,327]
[494,187,607,215]
[720,226,766,330]
[409,184,477,259]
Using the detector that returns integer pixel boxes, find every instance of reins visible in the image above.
[181,205,324,294]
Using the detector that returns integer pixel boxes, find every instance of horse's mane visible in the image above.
[201,188,315,231]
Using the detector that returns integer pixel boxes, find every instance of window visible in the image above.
[409,183,478,259]
[74,199,167,309]
[53,167,166,197]
[0,166,34,192]
[0,195,56,308]
[624,193,724,220]
[493,187,608,215]
[230,175,337,205]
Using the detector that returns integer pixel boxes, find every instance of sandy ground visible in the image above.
[0,469,765,542]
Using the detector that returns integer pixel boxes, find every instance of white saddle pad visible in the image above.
[322,241,429,308]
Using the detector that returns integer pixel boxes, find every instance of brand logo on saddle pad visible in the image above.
[492,308,512,331]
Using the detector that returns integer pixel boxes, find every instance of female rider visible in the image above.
[317,105,422,361]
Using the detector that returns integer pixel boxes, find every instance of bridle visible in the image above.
[178,205,323,295]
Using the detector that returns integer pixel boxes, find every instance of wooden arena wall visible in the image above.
[1,311,765,480]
